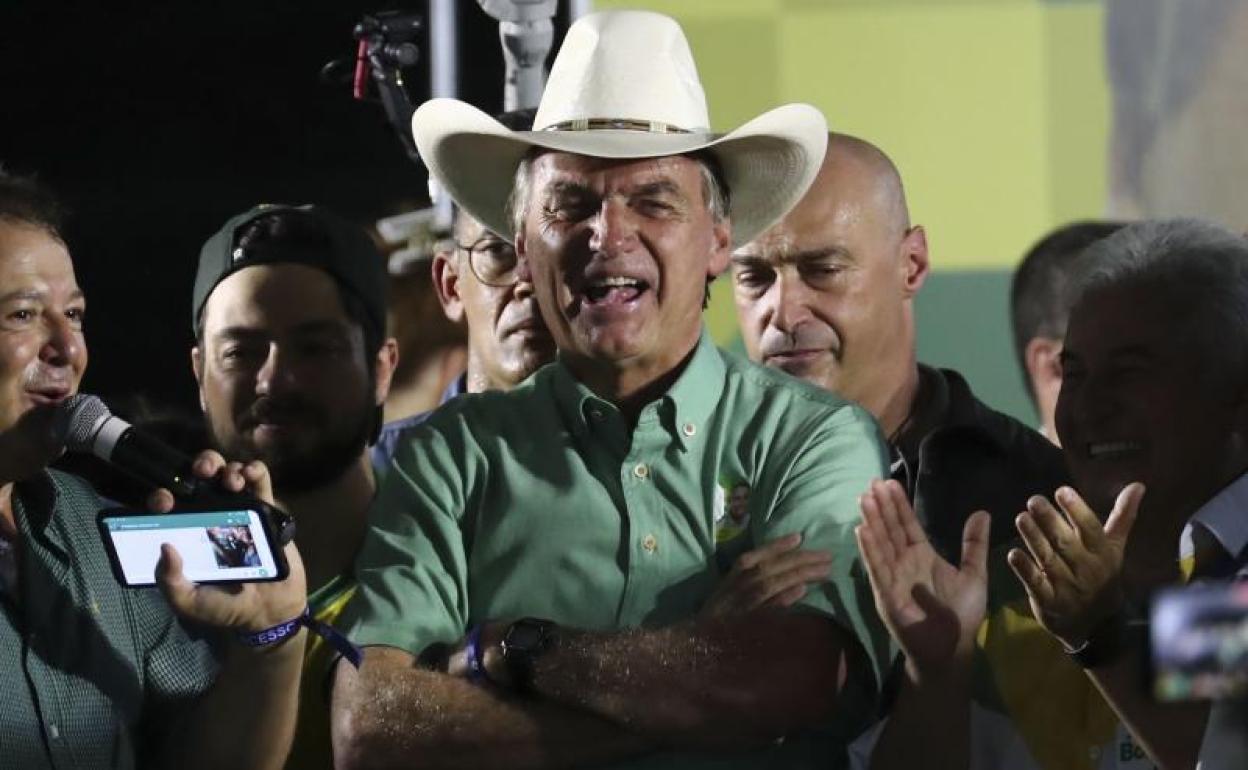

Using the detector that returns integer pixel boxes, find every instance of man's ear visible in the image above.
[1024,336,1063,394]
[707,217,732,279]
[190,346,207,412]
[432,248,465,323]
[373,338,400,406]
[900,225,930,298]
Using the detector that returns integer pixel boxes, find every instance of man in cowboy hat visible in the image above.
[332,10,892,769]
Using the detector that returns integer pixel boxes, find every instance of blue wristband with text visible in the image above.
[238,608,308,648]
[236,607,363,668]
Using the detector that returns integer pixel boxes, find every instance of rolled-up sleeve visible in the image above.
[762,403,895,697]
[341,415,479,657]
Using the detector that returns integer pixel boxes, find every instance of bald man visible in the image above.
[733,133,1082,769]
[733,133,1065,536]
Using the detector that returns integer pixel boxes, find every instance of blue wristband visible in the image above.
[465,624,487,684]
[238,608,309,648]
[235,607,363,669]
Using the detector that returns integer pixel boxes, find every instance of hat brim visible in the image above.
[412,99,827,248]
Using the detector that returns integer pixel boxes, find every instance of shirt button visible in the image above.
[633,463,649,479]
[682,422,696,437]
[48,724,59,740]
[589,409,604,422]
[642,534,658,553]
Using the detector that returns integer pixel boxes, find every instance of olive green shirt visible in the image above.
[347,331,892,767]
[0,470,217,770]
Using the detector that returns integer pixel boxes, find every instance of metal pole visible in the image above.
[427,0,458,227]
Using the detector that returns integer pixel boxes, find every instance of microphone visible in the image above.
[54,394,295,544]
[56,394,204,497]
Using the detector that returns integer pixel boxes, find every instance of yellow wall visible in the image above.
[594,0,1109,367]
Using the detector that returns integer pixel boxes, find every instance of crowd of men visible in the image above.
[1,9,1244,770]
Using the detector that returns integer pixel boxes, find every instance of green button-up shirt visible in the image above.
[347,331,892,767]
[0,470,217,770]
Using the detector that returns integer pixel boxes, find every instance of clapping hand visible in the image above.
[855,479,990,673]
[1006,483,1144,649]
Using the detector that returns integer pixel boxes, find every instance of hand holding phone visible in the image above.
[143,450,307,636]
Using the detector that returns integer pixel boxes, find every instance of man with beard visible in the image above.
[191,204,397,769]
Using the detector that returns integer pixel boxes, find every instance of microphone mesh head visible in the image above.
[54,394,112,451]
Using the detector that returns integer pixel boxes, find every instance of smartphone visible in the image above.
[1150,581,1248,701]
[98,507,289,586]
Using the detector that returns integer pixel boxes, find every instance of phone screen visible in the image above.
[1151,581,1248,701]
[100,509,284,586]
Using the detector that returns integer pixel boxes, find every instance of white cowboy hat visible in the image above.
[411,9,828,248]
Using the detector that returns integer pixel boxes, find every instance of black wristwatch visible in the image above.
[500,617,558,693]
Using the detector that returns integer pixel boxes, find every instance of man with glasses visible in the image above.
[371,108,555,469]
[370,206,556,468]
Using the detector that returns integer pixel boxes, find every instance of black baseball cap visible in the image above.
[192,204,386,337]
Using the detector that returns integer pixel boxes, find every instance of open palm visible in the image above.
[856,479,990,670]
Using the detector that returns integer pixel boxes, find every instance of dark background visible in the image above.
[2,0,568,418]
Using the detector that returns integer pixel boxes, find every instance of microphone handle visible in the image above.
[109,428,204,498]
[107,429,296,545]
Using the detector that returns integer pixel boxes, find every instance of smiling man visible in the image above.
[1005,219,1248,769]
[191,204,397,769]
[331,10,893,770]
[0,173,307,769]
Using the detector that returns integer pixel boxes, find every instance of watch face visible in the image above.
[506,619,552,652]
[502,619,556,692]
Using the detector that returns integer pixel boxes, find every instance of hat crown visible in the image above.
[533,10,710,133]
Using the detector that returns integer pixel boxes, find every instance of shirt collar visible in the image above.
[440,373,467,405]
[1184,471,1248,562]
[13,471,71,570]
[14,472,59,537]
[549,328,725,450]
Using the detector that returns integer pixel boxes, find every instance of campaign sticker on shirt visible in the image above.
[714,479,750,544]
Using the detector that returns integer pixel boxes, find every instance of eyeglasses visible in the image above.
[455,235,519,287]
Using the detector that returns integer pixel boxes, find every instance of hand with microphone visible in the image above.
[58,393,308,651]
[54,393,295,544]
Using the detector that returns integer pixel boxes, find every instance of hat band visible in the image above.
[541,117,694,134]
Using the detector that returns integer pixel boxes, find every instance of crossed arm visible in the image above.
[332,611,855,770]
